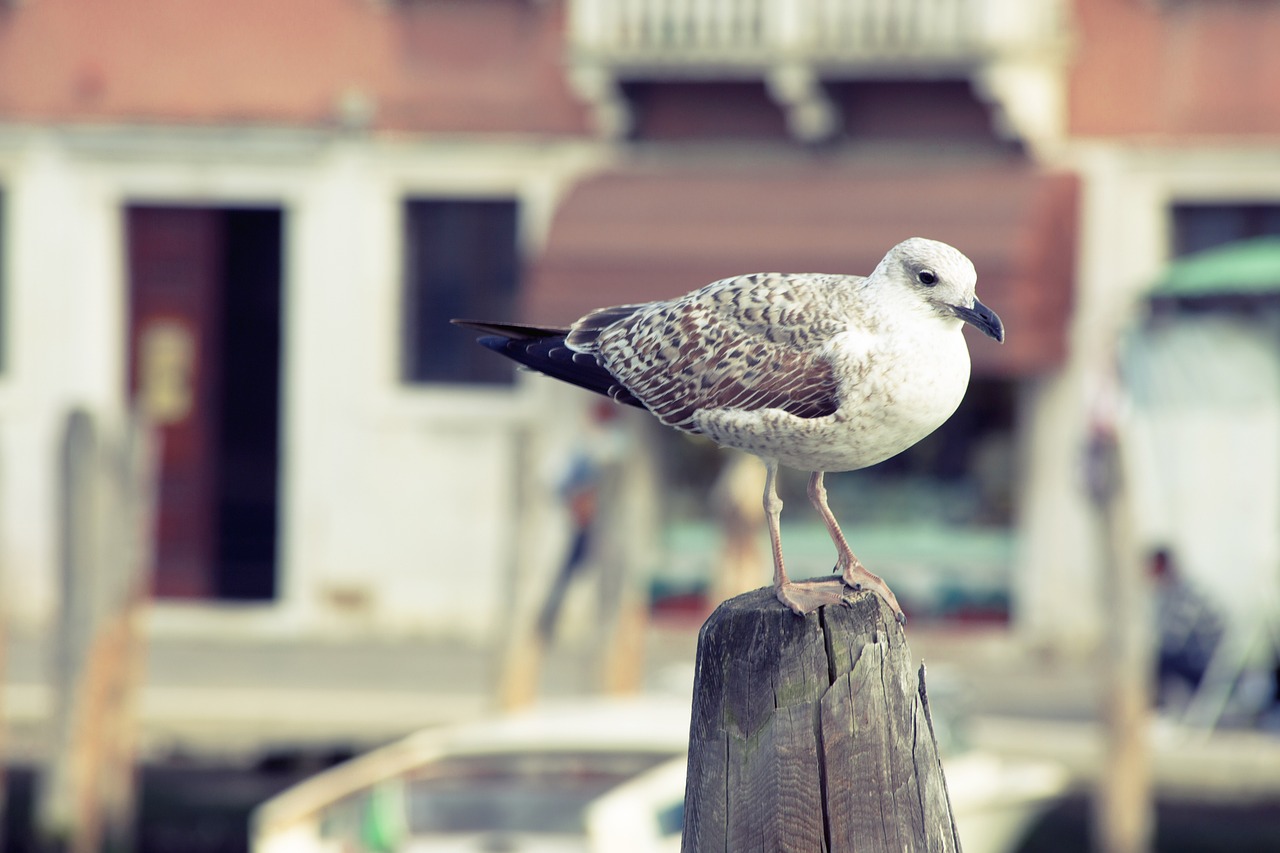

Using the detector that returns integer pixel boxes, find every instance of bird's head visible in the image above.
[876,237,1005,343]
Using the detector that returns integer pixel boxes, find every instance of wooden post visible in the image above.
[1087,423,1153,853]
[682,588,961,853]
[1,560,7,853]
[37,409,156,853]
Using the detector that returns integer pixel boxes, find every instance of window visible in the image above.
[1172,202,1280,257]
[402,198,520,384]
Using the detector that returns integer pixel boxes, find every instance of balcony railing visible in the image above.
[569,0,1062,67]
[566,0,1068,144]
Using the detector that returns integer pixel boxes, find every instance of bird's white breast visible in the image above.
[696,318,972,472]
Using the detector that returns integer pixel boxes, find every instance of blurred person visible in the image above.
[1149,547,1223,713]
[1265,659,1280,731]
[501,401,628,709]
[535,401,620,644]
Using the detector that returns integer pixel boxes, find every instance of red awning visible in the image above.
[526,159,1078,377]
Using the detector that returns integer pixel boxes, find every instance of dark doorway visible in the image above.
[126,205,283,600]
[215,209,283,600]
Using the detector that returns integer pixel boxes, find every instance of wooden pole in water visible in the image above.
[1087,421,1153,853]
[37,410,155,853]
[1,542,6,851]
[681,588,960,853]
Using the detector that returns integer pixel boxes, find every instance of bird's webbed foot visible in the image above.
[775,578,854,616]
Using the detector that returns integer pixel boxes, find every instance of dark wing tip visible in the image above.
[463,328,649,414]
[451,319,571,340]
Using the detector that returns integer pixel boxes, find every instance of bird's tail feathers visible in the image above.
[456,321,648,413]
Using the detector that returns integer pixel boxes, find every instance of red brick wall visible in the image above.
[0,0,590,134]
[1070,0,1280,136]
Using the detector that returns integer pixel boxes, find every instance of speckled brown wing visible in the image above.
[578,273,856,434]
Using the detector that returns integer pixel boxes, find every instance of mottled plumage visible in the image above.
[455,238,1004,624]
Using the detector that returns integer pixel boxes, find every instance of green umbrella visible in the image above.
[1150,236,1280,299]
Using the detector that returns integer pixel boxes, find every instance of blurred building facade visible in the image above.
[0,0,611,639]
[1026,0,1280,649]
[0,1,1274,649]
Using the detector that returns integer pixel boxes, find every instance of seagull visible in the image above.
[454,238,1004,625]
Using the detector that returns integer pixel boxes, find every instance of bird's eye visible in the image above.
[917,270,938,286]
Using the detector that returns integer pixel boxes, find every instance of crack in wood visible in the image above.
[817,608,835,852]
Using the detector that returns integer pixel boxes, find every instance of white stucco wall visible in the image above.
[0,125,609,640]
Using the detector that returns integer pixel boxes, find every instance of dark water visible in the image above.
[1017,794,1280,853]
[5,766,1280,852]
[3,757,340,853]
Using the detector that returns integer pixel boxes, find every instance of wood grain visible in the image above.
[682,586,960,852]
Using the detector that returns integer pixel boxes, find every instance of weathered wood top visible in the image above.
[682,587,960,853]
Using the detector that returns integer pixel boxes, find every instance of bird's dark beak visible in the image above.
[952,297,1004,343]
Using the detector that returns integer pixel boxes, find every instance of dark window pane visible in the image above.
[402,199,519,384]
[1172,203,1280,257]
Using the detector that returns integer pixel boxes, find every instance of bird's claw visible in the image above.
[836,563,906,628]
[838,583,906,626]
[783,558,906,626]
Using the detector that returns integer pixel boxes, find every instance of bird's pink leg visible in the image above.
[807,471,907,626]
[764,460,848,616]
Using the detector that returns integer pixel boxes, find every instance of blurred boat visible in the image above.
[251,698,689,853]
[251,696,1067,853]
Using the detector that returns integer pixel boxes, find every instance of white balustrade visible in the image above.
[569,0,1062,62]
